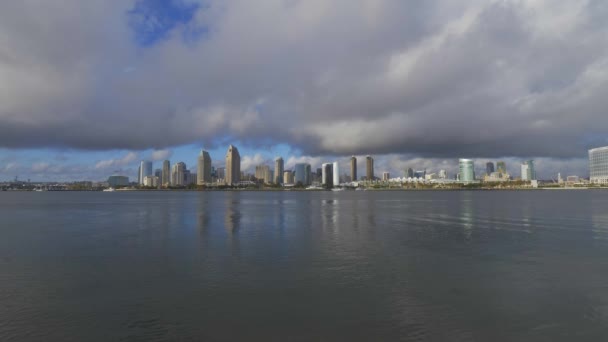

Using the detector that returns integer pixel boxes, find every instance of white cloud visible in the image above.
[151,149,172,161]
[95,152,139,170]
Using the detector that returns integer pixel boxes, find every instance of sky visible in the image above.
[1,0,607,181]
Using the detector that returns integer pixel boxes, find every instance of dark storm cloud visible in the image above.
[0,0,607,158]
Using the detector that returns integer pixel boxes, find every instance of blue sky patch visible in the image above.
[128,0,201,46]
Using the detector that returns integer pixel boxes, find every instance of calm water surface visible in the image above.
[1,190,608,341]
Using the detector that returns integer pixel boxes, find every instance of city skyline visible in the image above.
[1,1,607,181]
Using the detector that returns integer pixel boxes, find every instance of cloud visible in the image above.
[151,149,172,161]
[0,0,607,161]
[95,152,139,170]
[240,153,267,173]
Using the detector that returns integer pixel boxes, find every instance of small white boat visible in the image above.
[331,188,344,192]
[103,188,116,192]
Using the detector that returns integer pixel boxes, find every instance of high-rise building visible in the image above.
[283,170,294,184]
[439,170,447,179]
[216,167,225,181]
[197,150,212,185]
[521,160,536,181]
[139,160,153,185]
[458,159,475,183]
[172,162,186,186]
[486,162,495,175]
[294,163,311,185]
[350,156,357,181]
[274,157,284,184]
[154,169,162,178]
[407,168,414,178]
[382,172,390,181]
[366,156,374,180]
[255,165,268,180]
[322,163,333,188]
[333,162,340,186]
[225,145,241,185]
[496,161,507,174]
[162,160,171,186]
[305,164,312,185]
[589,146,608,184]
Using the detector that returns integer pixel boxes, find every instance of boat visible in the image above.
[103,188,116,192]
[331,188,344,192]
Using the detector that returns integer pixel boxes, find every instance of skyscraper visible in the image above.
[225,145,241,185]
[162,160,171,186]
[382,172,390,181]
[486,162,495,175]
[274,157,284,184]
[322,163,333,188]
[197,150,212,185]
[366,156,374,180]
[139,160,152,185]
[521,160,536,181]
[294,163,306,185]
[305,164,312,185]
[283,170,294,184]
[589,146,608,184]
[350,156,357,181]
[407,168,414,178]
[172,162,186,186]
[294,163,312,185]
[458,159,475,183]
[333,161,340,186]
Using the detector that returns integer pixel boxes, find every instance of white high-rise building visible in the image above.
[589,146,608,184]
[333,161,340,186]
[521,160,536,181]
[458,159,475,183]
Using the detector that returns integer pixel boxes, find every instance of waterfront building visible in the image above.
[215,167,225,181]
[496,161,507,174]
[255,165,270,181]
[521,160,536,181]
[172,162,186,186]
[225,145,241,185]
[414,170,426,179]
[294,163,306,185]
[366,156,374,180]
[407,168,414,178]
[333,162,340,186]
[305,164,312,185]
[439,170,447,179]
[382,172,390,181]
[322,163,333,188]
[274,157,284,184]
[162,160,171,186]
[143,176,159,187]
[197,150,212,185]
[589,146,608,184]
[154,169,162,178]
[294,163,312,185]
[458,159,475,183]
[484,171,510,182]
[283,170,294,184]
[139,160,153,185]
[107,175,129,187]
[350,156,357,181]
[486,162,495,175]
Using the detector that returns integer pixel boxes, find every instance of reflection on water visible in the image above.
[1,191,608,341]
